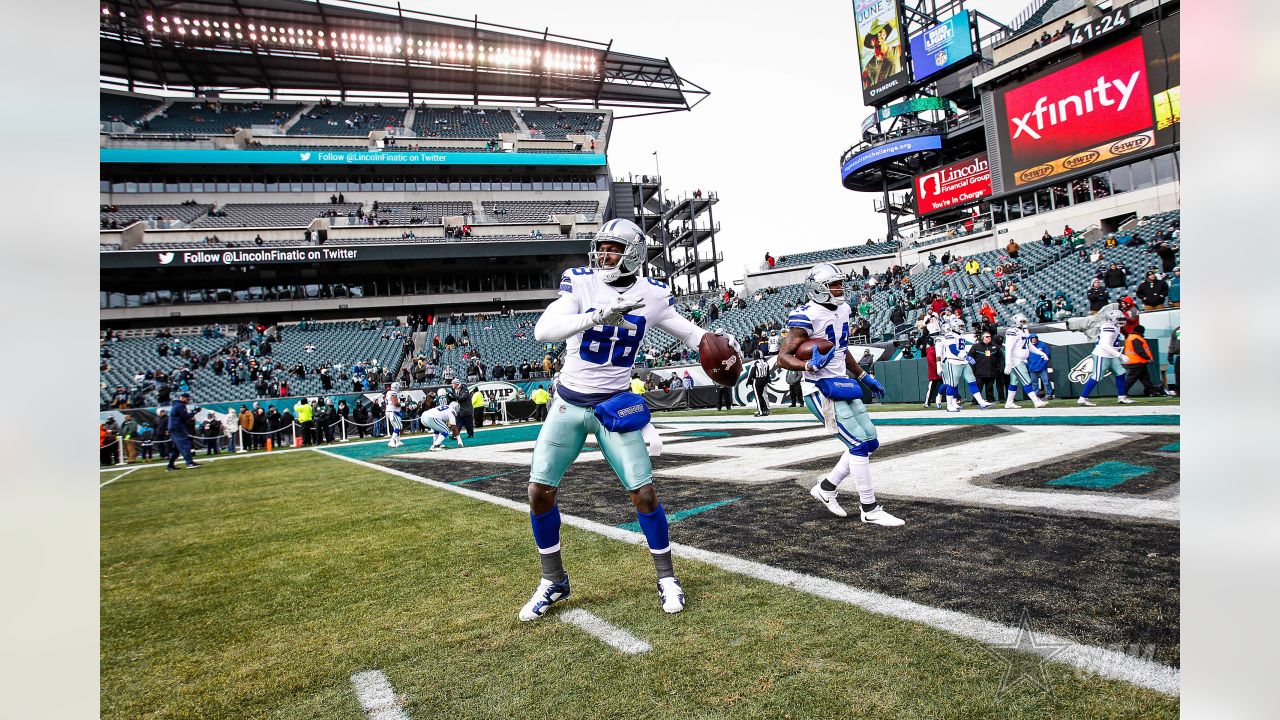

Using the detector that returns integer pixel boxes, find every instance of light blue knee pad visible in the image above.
[530,397,653,491]
[805,392,878,454]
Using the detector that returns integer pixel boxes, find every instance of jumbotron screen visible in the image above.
[989,15,1179,189]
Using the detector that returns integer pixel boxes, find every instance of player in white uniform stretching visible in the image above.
[777,263,903,526]
[519,218,742,621]
[1077,308,1133,406]
[939,317,995,411]
[421,398,462,450]
[1003,313,1050,409]
[385,382,404,447]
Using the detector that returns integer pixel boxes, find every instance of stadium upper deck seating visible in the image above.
[101,203,213,228]
[101,93,162,124]
[190,203,362,228]
[414,106,517,139]
[423,312,556,381]
[369,201,474,225]
[482,200,598,222]
[774,240,901,269]
[144,101,300,135]
[288,104,407,135]
[519,110,605,139]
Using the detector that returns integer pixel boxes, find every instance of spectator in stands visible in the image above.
[1041,229,1053,245]
[1136,271,1170,310]
[1153,239,1180,273]
[979,301,997,326]
[928,252,938,267]
[1167,267,1180,308]
[1035,293,1053,323]
[1087,279,1109,314]
[1006,238,1020,259]
[1063,224,1075,240]
[1089,246,1103,264]
[969,331,1004,402]
[765,253,775,269]
[1053,293,1075,320]
[1103,263,1128,290]
[964,258,981,275]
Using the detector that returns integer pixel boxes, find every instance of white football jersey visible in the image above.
[787,300,851,382]
[422,404,456,426]
[940,331,971,365]
[1005,327,1032,363]
[555,267,686,395]
[1093,323,1125,358]
[383,389,401,413]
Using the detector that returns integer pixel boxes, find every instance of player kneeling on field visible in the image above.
[519,219,743,621]
[777,263,903,526]
[421,397,463,450]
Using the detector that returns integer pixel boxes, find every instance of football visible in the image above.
[698,333,743,387]
[795,337,834,361]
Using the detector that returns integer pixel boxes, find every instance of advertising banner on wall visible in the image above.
[841,135,941,181]
[909,13,976,82]
[914,152,992,215]
[990,14,1180,190]
[100,148,606,167]
[853,0,911,105]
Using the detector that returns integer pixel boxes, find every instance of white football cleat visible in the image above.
[1032,396,1049,409]
[1077,397,1096,407]
[860,505,905,527]
[387,438,398,448]
[658,577,685,614]
[978,401,995,410]
[456,435,465,447]
[810,482,848,517]
[519,574,571,622]
[1117,396,1135,405]
[1005,399,1020,409]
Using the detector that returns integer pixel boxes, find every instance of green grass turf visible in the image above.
[101,452,1178,719]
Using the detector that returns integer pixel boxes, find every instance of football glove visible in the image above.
[862,375,886,399]
[591,297,645,330]
[808,342,836,371]
[714,328,743,357]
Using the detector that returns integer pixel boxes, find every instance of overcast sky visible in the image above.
[398,0,1030,281]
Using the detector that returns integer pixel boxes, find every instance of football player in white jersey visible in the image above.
[777,263,903,526]
[939,317,995,411]
[384,382,404,447]
[421,398,462,450]
[1077,308,1132,406]
[518,218,742,621]
[1003,313,1050,409]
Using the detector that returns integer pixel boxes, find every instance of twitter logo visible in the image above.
[299,152,312,161]
[158,252,175,265]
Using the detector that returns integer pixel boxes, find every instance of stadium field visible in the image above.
[101,406,1178,718]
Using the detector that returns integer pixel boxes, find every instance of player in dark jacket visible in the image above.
[166,391,202,470]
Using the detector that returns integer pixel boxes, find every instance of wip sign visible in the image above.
[1001,36,1153,186]
[914,152,991,215]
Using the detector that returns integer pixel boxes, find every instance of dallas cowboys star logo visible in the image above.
[982,607,1071,696]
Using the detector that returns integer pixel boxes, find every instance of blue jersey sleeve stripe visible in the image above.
[788,320,813,329]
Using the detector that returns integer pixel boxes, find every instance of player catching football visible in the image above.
[776,263,904,526]
[519,218,743,621]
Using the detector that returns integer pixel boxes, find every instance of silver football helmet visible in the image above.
[448,401,461,416]
[589,218,646,283]
[805,262,847,305]
[1011,313,1029,329]
[390,381,402,392]
[1101,308,1125,326]
[947,317,966,334]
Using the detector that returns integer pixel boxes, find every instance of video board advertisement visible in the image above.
[909,13,976,82]
[990,16,1180,189]
[853,0,911,106]
[914,152,991,215]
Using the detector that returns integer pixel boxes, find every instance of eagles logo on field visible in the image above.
[1069,355,1110,383]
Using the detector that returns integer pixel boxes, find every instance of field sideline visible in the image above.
[101,412,1179,718]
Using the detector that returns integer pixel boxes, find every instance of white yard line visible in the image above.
[99,466,141,488]
[314,448,1180,696]
[559,609,652,654]
[350,670,410,720]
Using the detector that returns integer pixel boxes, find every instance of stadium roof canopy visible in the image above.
[100,0,707,116]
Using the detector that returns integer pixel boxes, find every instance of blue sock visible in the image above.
[635,504,671,553]
[1115,375,1128,396]
[1007,384,1018,394]
[968,382,980,395]
[1081,378,1098,398]
[530,505,561,552]
[1023,384,1035,395]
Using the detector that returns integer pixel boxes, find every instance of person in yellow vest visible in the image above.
[1121,325,1156,399]
[530,384,551,421]
[293,397,315,445]
[471,388,487,428]
[630,373,647,395]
